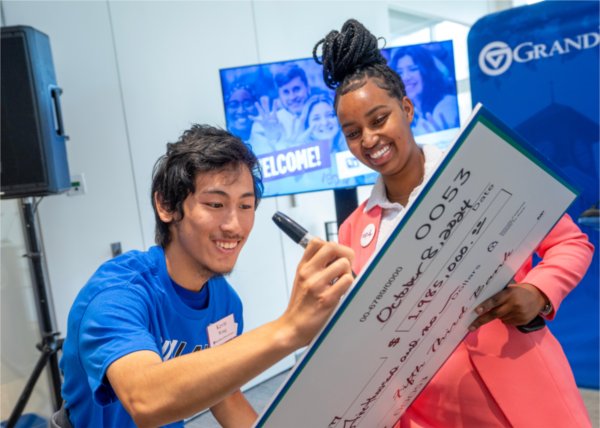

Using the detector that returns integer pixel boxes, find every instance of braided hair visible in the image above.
[313,19,406,108]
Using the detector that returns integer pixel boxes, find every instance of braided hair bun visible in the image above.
[313,19,387,89]
[313,19,406,103]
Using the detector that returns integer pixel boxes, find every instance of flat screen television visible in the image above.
[219,40,460,197]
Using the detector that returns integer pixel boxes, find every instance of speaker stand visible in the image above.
[5,198,63,428]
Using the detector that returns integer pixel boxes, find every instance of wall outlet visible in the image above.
[110,242,123,257]
[68,173,87,196]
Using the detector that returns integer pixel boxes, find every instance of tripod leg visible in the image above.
[5,346,52,428]
[18,199,64,411]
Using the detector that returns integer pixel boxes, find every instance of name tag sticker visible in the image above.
[360,223,376,248]
[207,314,238,347]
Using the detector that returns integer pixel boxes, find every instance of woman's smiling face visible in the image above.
[336,78,417,178]
[395,55,423,102]
[308,101,340,141]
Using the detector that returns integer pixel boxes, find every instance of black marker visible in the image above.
[272,211,314,248]
[273,211,357,279]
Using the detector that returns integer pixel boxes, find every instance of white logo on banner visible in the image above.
[478,31,600,77]
[478,41,512,76]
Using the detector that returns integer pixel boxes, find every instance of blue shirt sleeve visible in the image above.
[79,286,159,406]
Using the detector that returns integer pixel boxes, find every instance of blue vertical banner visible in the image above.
[468,1,599,388]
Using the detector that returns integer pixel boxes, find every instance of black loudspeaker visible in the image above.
[1,25,70,199]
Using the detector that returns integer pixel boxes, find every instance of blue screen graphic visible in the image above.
[220,40,460,197]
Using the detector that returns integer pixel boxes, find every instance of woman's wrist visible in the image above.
[522,283,552,315]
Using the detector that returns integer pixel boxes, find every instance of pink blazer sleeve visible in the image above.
[518,213,594,319]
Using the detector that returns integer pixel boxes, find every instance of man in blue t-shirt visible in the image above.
[60,125,355,427]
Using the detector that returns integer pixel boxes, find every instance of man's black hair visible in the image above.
[151,124,263,247]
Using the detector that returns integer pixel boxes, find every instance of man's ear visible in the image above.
[154,192,175,223]
[401,96,415,123]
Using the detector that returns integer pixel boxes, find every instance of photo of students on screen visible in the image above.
[390,43,460,136]
[224,83,258,142]
[300,94,344,149]
[219,40,460,197]
[298,93,357,187]
[249,64,312,152]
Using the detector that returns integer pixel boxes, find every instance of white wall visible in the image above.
[388,0,510,26]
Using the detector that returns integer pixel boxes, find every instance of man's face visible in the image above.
[157,165,256,287]
[278,76,309,116]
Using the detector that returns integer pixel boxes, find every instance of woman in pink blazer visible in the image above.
[314,19,594,427]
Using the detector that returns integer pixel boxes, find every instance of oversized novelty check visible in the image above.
[254,104,578,428]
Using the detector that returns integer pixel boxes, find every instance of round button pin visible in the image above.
[360,223,376,247]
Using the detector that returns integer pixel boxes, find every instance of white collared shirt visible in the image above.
[365,144,445,252]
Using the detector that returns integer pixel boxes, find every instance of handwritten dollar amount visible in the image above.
[375,168,472,324]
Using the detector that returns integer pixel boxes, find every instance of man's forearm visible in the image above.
[107,317,297,427]
[211,390,258,428]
